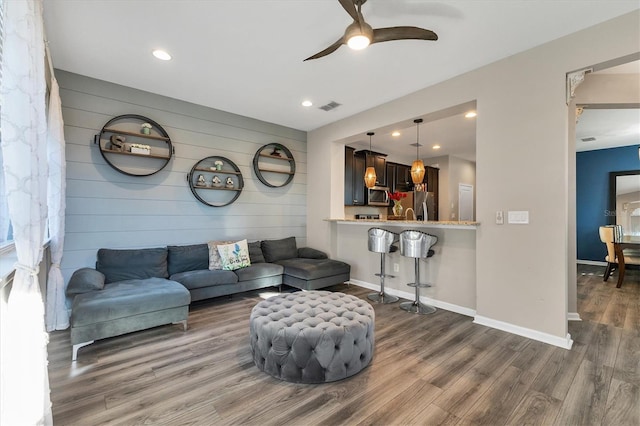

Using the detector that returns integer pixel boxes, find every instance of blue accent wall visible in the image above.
[577,145,639,261]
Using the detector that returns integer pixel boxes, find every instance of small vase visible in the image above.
[141,128,150,135]
[392,201,403,217]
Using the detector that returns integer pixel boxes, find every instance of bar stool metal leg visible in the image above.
[368,252,399,304]
[400,258,436,314]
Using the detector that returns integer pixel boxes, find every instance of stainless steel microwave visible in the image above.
[367,186,390,206]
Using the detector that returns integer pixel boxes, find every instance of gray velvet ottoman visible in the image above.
[249,291,375,383]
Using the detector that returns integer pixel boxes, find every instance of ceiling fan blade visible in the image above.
[304,38,344,61]
[338,0,360,22]
[372,26,438,44]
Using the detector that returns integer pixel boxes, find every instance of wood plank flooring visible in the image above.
[47,265,640,425]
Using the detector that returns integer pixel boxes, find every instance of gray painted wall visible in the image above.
[58,71,307,283]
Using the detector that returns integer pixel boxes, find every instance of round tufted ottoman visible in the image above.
[249,291,375,384]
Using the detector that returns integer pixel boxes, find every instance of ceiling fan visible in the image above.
[304,0,438,61]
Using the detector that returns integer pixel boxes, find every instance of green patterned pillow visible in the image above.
[217,239,251,271]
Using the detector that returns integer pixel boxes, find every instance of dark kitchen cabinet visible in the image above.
[385,162,396,192]
[385,162,412,193]
[424,166,439,220]
[395,163,411,192]
[344,147,366,206]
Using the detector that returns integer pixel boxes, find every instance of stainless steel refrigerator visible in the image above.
[398,190,436,221]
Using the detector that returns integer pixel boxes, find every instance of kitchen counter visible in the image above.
[327,218,477,315]
[326,218,479,230]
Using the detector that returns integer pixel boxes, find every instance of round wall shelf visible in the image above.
[252,143,296,188]
[187,156,244,207]
[94,114,173,177]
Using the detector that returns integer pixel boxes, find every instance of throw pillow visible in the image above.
[248,241,265,263]
[261,236,298,263]
[208,240,233,270]
[297,247,328,259]
[217,239,251,271]
[66,268,106,295]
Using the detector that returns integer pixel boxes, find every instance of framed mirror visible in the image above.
[608,169,640,236]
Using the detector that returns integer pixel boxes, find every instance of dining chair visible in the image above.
[598,225,640,283]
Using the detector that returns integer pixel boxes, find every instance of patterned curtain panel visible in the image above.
[0,0,9,245]
[45,77,68,331]
[0,0,53,424]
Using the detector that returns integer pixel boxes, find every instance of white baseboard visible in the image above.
[349,280,574,350]
[348,279,476,318]
[473,315,573,350]
[568,312,582,321]
[577,260,606,266]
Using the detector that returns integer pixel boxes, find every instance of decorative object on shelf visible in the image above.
[410,118,425,184]
[109,135,125,152]
[130,143,151,155]
[252,143,296,188]
[187,155,244,207]
[364,132,377,188]
[94,114,173,177]
[270,146,282,157]
[140,122,152,135]
[388,191,407,217]
[214,160,223,170]
[197,174,206,187]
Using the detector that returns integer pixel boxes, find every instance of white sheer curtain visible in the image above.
[45,76,68,332]
[0,0,53,424]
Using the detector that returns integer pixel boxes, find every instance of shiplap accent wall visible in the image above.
[58,71,307,283]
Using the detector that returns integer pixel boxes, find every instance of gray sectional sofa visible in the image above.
[66,237,351,360]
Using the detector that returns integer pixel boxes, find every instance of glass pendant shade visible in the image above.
[364,166,377,188]
[364,131,376,188]
[410,118,425,184]
[411,159,425,184]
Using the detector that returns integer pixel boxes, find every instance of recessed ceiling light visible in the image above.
[391,131,401,137]
[301,100,313,107]
[152,49,172,61]
[465,111,477,118]
[432,145,441,150]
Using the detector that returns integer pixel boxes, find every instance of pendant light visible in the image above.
[410,118,425,184]
[364,132,377,188]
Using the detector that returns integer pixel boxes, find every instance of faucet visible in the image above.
[405,208,415,220]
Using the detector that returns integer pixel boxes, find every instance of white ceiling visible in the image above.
[576,108,640,153]
[43,0,640,135]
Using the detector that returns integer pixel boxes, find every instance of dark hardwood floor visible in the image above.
[47,265,639,425]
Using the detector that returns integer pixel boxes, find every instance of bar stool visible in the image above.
[399,230,438,314]
[367,228,399,304]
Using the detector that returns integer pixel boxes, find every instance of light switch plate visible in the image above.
[508,210,529,224]
[496,211,504,225]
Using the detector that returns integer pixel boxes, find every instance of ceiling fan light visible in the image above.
[348,34,370,50]
[411,160,425,184]
[345,21,373,50]
[364,167,377,188]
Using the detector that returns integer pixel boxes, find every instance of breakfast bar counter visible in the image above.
[327,218,478,316]
[327,218,479,230]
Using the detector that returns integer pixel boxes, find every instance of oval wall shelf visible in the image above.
[94,114,173,177]
[187,156,244,207]
[252,143,296,188]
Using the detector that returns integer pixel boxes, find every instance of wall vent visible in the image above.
[580,137,596,142]
[319,101,342,111]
